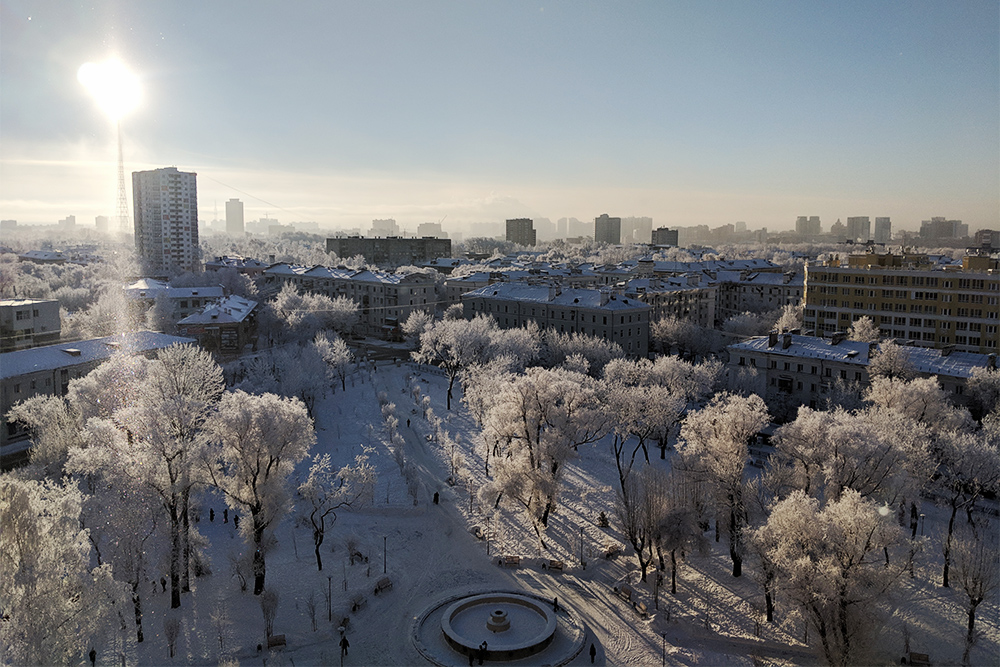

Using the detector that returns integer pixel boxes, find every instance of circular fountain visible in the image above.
[413,590,585,665]
[441,593,557,661]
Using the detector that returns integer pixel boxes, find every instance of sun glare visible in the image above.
[78,59,140,121]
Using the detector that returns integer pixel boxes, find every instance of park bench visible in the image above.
[635,601,648,617]
[604,542,622,559]
[374,576,393,595]
[471,525,484,540]
[902,652,930,666]
[266,634,286,649]
[615,584,633,603]
[350,592,366,612]
[349,549,366,565]
[499,555,520,567]
[541,559,564,572]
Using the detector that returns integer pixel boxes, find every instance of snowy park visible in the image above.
[3,331,998,667]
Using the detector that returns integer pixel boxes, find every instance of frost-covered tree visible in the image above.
[752,490,912,666]
[865,376,973,433]
[541,330,624,375]
[614,466,659,581]
[298,452,375,571]
[967,367,1000,420]
[0,477,124,666]
[120,344,224,607]
[205,391,315,594]
[774,303,803,333]
[722,311,773,337]
[490,321,543,369]
[270,282,359,341]
[847,316,880,343]
[482,367,609,546]
[933,429,1000,588]
[5,394,82,478]
[414,314,495,409]
[401,309,433,347]
[677,393,769,576]
[867,340,917,380]
[67,426,163,643]
[314,332,354,392]
[952,522,999,663]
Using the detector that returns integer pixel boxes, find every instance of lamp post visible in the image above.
[383,535,387,574]
[327,576,332,622]
[661,632,666,667]
[919,513,925,536]
[579,527,585,570]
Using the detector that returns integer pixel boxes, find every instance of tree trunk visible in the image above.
[252,515,267,595]
[132,580,144,643]
[729,506,742,577]
[314,528,324,571]
[670,549,677,595]
[764,588,774,624]
[181,486,191,593]
[446,373,455,411]
[944,502,958,588]
[169,502,181,609]
[967,603,978,645]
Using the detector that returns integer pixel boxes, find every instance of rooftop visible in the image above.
[1,332,196,380]
[178,295,257,325]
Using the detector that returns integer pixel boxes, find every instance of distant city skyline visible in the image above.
[1,2,997,233]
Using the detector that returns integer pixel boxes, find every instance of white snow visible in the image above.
[113,359,999,667]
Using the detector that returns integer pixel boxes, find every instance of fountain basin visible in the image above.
[441,593,557,661]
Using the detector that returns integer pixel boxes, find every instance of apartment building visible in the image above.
[133,167,200,274]
[505,218,537,247]
[326,236,452,267]
[802,253,1000,354]
[462,283,651,357]
[1,332,196,463]
[727,331,995,414]
[714,271,804,324]
[622,277,716,329]
[262,264,437,337]
[177,295,258,353]
[0,299,60,352]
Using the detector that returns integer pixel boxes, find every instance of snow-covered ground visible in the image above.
[119,361,999,666]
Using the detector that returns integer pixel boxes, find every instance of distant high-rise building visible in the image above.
[874,217,891,244]
[845,216,871,243]
[370,218,399,237]
[226,198,245,235]
[594,214,621,245]
[417,222,446,238]
[621,216,653,243]
[58,215,76,229]
[920,217,968,240]
[0,220,16,230]
[95,215,109,233]
[556,217,568,238]
[133,167,200,275]
[795,216,821,236]
[651,227,679,246]
[505,218,536,246]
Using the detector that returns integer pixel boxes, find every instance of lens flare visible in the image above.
[78,59,140,121]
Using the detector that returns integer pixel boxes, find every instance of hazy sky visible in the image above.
[1,1,997,234]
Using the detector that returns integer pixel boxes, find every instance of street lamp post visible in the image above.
[384,535,387,574]
[920,513,926,536]
[579,527,585,570]
[661,632,666,667]
[327,576,332,622]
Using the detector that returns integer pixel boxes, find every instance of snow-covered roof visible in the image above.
[729,335,872,365]
[0,298,57,307]
[204,256,270,270]
[18,250,68,262]
[1,332,196,380]
[178,296,257,325]
[728,335,995,378]
[123,280,224,301]
[462,284,650,311]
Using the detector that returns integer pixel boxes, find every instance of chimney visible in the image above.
[831,331,847,345]
[988,353,996,369]
[768,331,778,347]
[940,344,955,357]
[782,333,792,349]
[269,254,276,264]
[548,285,556,301]
[600,290,610,306]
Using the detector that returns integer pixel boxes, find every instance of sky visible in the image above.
[1,1,997,236]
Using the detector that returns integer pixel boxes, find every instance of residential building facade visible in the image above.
[326,236,452,268]
[177,295,258,353]
[802,253,1000,354]
[0,299,60,352]
[505,218,537,247]
[651,227,679,246]
[595,214,622,245]
[225,198,244,235]
[133,167,200,274]
[462,284,651,357]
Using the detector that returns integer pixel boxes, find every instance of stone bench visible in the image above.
[499,555,520,567]
[374,576,392,595]
[542,559,564,572]
[350,592,366,612]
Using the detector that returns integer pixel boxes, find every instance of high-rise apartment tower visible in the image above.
[505,218,536,246]
[133,167,200,275]
[595,214,622,245]
[226,198,245,235]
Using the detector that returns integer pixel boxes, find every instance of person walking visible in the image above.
[589,642,597,663]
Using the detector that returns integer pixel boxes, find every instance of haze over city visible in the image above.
[1,1,998,235]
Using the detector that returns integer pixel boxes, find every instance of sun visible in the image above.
[78,59,141,121]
